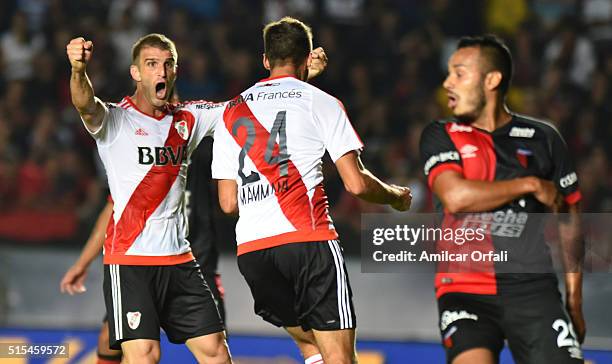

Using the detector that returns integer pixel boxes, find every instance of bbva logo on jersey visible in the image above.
[138,145,187,166]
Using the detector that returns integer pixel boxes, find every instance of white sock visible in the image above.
[305,353,324,364]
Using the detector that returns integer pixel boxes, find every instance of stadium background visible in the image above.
[0,0,611,362]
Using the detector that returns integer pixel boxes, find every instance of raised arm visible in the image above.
[335,151,411,211]
[60,200,113,295]
[66,37,106,131]
[432,170,558,213]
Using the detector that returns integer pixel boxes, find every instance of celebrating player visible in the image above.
[420,35,584,364]
[212,17,412,364]
[66,30,327,363]
[59,138,225,364]
[67,33,231,364]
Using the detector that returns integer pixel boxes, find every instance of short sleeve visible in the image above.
[549,128,581,205]
[82,101,122,145]
[211,119,240,180]
[312,95,363,162]
[185,101,227,153]
[419,122,463,188]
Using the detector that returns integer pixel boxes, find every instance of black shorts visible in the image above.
[437,289,583,364]
[237,240,356,331]
[102,271,226,323]
[103,261,224,349]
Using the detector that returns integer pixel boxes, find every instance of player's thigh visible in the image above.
[185,331,231,363]
[312,328,356,362]
[237,250,299,327]
[504,289,584,364]
[452,348,497,364]
[120,339,160,364]
[283,240,356,331]
[437,293,504,364]
[103,264,160,350]
[161,261,225,345]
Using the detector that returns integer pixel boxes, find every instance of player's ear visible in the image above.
[130,64,141,82]
[306,51,313,69]
[263,53,270,70]
[485,71,502,91]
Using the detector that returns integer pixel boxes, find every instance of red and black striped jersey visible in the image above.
[420,113,581,298]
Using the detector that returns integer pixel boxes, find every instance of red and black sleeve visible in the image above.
[549,130,581,205]
[419,121,463,189]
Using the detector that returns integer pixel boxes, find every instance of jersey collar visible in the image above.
[258,75,298,83]
[124,96,169,121]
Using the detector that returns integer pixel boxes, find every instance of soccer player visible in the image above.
[67,33,231,363]
[59,139,226,364]
[212,17,412,364]
[66,31,327,363]
[420,35,585,364]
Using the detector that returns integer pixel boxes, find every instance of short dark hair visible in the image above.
[263,17,313,68]
[131,33,178,65]
[457,34,513,95]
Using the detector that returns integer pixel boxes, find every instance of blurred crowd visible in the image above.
[0,0,610,246]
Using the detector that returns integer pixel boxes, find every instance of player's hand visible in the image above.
[532,178,561,209]
[307,47,328,80]
[566,293,586,343]
[66,37,93,73]
[60,264,88,295]
[390,185,412,211]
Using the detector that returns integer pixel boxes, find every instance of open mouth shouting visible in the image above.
[155,81,167,100]
[447,92,458,109]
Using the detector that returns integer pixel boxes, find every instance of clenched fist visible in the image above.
[66,37,93,73]
[390,185,412,211]
[308,47,328,79]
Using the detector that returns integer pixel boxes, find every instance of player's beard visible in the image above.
[454,86,486,123]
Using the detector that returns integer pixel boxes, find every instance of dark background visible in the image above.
[0,0,610,256]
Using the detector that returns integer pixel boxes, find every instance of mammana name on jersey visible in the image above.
[240,180,289,205]
[138,146,187,166]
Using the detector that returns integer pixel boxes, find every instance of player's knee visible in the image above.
[203,341,230,358]
[188,333,231,364]
[286,328,320,358]
[318,344,356,364]
[296,342,321,361]
[320,351,356,364]
[121,342,160,364]
[293,332,317,347]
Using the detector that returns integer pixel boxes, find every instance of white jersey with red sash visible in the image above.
[84,96,225,265]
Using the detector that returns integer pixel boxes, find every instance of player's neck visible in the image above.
[268,65,305,81]
[471,100,512,132]
[131,91,167,118]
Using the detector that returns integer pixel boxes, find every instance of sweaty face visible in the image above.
[135,46,177,108]
[443,47,486,122]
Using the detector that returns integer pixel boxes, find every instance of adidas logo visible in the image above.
[135,128,148,136]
